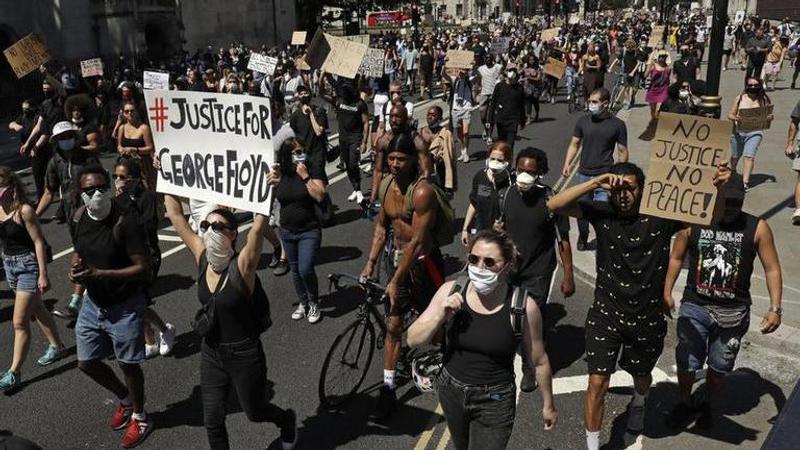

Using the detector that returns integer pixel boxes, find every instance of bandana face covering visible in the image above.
[203,229,234,273]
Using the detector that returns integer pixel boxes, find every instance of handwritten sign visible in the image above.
[345,34,371,46]
[648,26,665,47]
[445,50,474,69]
[247,53,278,75]
[738,104,773,132]
[640,113,731,225]
[359,48,385,78]
[3,34,51,78]
[291,31,307,46]
[306,32,367,79]
[491,37,511,55]
[544,57,566,79]
[295,58,311,71]
[144,90,274,215]
[80,58,104,78]
[143,71,170,90]
[540,28,559,42]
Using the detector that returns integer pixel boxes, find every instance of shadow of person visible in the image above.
[545,323,586,374]
[748,173,778,190]
[318,285,367,319]
[331,208,365,227]
[148,273,197,299]
[317,246,363,266]
[149,385,205,429]
[638,118,658,141]
[168,331,202,360]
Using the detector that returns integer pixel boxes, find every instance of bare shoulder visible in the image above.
[412,179,437,205]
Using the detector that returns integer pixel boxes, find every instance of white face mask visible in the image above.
[292,153,307,164]
[203,229,234,273]
[516,171,537,192]
[81,188,113,221]
[114,178,127,193]
[588,103,603,115]
[487,159,509,173]
[679,90,690,99]
[468,264,501,295]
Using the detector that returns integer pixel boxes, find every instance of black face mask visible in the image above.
[746,86,762,95]
[22,109,33,117]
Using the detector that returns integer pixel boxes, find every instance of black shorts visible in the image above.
[723,49,732,56]
[584,302,667,377]
[390,247,445,316]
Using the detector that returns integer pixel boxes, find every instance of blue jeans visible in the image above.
[575,172,609,243]
[676,301,750,373]
[436,367,516,450]
[75,291,145,364]
[565,66,578,96]
[279,227,321,306]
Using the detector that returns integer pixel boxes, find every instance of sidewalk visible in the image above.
[567,63,800,359]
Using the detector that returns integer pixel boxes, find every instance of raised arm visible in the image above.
[163,193,204,264]
[237,213,267,289]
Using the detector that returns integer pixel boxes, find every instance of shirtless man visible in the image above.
[369,104,430,203]
[360,131,444,419]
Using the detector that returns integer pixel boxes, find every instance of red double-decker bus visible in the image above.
[367,10,410,27]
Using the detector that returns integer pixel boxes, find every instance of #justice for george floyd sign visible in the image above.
[144,90,275,215]
[640,113,731,226]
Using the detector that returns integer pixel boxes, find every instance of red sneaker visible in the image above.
[121,415,153,448]
[110,403,133,431]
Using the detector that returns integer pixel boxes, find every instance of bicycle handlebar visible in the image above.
[328,273,386,293]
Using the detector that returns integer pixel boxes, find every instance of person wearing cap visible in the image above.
[664,174,783,430]
[289,85,328,183]
[36,121,99,316]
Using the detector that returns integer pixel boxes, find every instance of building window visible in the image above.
[456,4,463,17]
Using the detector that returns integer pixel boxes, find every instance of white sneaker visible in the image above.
[347,191,358,202]
[145,344,159,359]
[792,208,800,226]
[460,150,470,163]
[159,323,176,356]
[307,303,321,324]
[291,304,306,320]
[355,191,364,204]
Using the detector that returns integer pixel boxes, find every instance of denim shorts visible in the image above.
[730,131,763,159]
[75,291,145,364]
[575,173,610,202]
[2,252,39,293]
[676,301,750,374]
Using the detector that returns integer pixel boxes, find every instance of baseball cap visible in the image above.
[50,121,76,142]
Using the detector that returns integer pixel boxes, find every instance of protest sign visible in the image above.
[544,57,567,79]
[143,71,170,90]
[291,31,307,46]
[3,34,50,78]
[143,90,274,215]
[295,58,311,71]
[359,47,385,78]
[305,29,331,71]
[320,34,367,79]
[80,58,104,78]
[734,10,745,24]
[491,37,511,55]
[445,50,474,69]
[540,28,559,42]
[648,26,665,47]
[640,113,731,225]
[247,53,278,75]
[738,104,773,133]
[345,34,371,46]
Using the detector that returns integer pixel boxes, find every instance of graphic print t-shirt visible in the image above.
[683,213,758,307]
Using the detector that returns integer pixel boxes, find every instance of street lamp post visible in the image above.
[700,0,729,118]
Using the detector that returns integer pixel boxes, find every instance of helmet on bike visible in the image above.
[411,350,443,393]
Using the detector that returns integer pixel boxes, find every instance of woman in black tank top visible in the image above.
[0,167,65,392]
[409,230,558,450]
[163,192,298,450]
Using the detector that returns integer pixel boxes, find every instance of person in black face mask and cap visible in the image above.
[491,67,526,150]
[289,86,329,184]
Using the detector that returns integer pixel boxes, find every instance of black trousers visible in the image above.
[201,338,287,450]
[746,58,765,80]
[340,140,362,191]
[495,123,519,150]
[31,147,51,200]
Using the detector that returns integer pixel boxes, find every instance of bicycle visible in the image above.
[609,71,628,115]
[318,273,420,410]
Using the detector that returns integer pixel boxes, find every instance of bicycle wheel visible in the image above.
[318,318,377,409]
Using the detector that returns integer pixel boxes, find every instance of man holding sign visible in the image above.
[548,155,730,448]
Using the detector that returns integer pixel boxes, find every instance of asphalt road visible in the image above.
[0,82,792,450]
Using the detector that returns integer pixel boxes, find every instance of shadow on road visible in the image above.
[150,273,197,300]
[317,246,363,266]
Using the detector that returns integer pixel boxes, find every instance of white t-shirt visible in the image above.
[373,93,389,118]
[478,64,502,96]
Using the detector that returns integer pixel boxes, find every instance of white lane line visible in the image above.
[434,428,450,450]
[52,247,75,261]
[552,366,676,396]
[157,234,184,242]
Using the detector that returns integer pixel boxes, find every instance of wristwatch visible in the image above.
[768,305,783,316]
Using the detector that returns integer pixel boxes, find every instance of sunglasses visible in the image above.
[468,254,502,269]
[123,110,135,114]
[82,186,109,196]
[112,174,136,181]
[199,220,236,233]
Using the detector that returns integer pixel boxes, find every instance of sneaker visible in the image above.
[370,385,398,420]
[577,240,588,252]
[307,303,321,324]
[0,371,19,392]
[355,191,364,204]
[626,399,646,434]
[37,345,66,366]
[459,150,470,163]
[347,190,358,202]
[280,409,298,450]
[145,344,159,359]
[268,250,282,269]
[520,370,538,393]
[665,402,696,429]
[273,260,289,276]
[291,304,306,321]
[110,402,134,430]
[159,323,176,356]
[121,415,153,448]
[792,208,800,226]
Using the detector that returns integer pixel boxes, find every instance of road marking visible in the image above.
[157,234,184,242]
[753,273,800,295]
[52,247,75,261]
[413,403,444,450]
[551,366,676,396]
[434,428,450,450]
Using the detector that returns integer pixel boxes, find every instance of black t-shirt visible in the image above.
[13,111,37,143]
[290,107,329,165]
[336,99,368,145]
[620,49,638,72]
[75,122,99,148]
[276,163,324,232]
[38,97,66,138]
[502,185,570,283]
[581,202,681,316]
[468,169,511,231]
[673,57,699,83]
[71,202,148,306]
[420,52,435,74]
[573,113,627,176]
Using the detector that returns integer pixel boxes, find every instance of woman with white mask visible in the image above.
[461,142,513,246]
[408,230,557,450]
[163,188,298,450]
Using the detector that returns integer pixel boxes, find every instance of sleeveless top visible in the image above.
[443,285,516,386]
[120,135,146,149]
[0,213,35,256]
[197,252,253,344]
[683,213,759,307]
